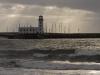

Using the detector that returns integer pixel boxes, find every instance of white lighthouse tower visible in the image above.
[38,15,44,33]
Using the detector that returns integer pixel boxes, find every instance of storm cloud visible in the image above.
[0,0,99,33]
[0,0,100,12]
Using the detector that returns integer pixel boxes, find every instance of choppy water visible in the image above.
[0,38,100,50]
[0,68,100,75]
[0,38,100,75]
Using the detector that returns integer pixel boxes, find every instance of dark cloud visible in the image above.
[0,0,100,12]
[0,0,100,33]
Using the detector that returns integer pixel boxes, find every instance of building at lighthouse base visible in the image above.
[18,15,44,34]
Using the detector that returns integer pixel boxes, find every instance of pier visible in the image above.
[0,16,100,39]
[0,32,100,39]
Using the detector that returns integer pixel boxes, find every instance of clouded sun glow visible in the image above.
[8,14,18,18]
[0,1,99,33]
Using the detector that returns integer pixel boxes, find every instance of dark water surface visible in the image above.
[0,38,100,74]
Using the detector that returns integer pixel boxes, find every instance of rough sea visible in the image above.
[0,38,100,75]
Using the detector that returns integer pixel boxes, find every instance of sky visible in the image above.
[0,0,100,33]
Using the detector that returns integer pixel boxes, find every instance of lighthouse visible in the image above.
[38,15,44,33]
[18,15,44,34]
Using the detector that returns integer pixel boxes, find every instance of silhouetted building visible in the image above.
[38,15,44,33]
[18,15,44,34]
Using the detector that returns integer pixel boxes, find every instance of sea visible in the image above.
[0,38,100,75]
